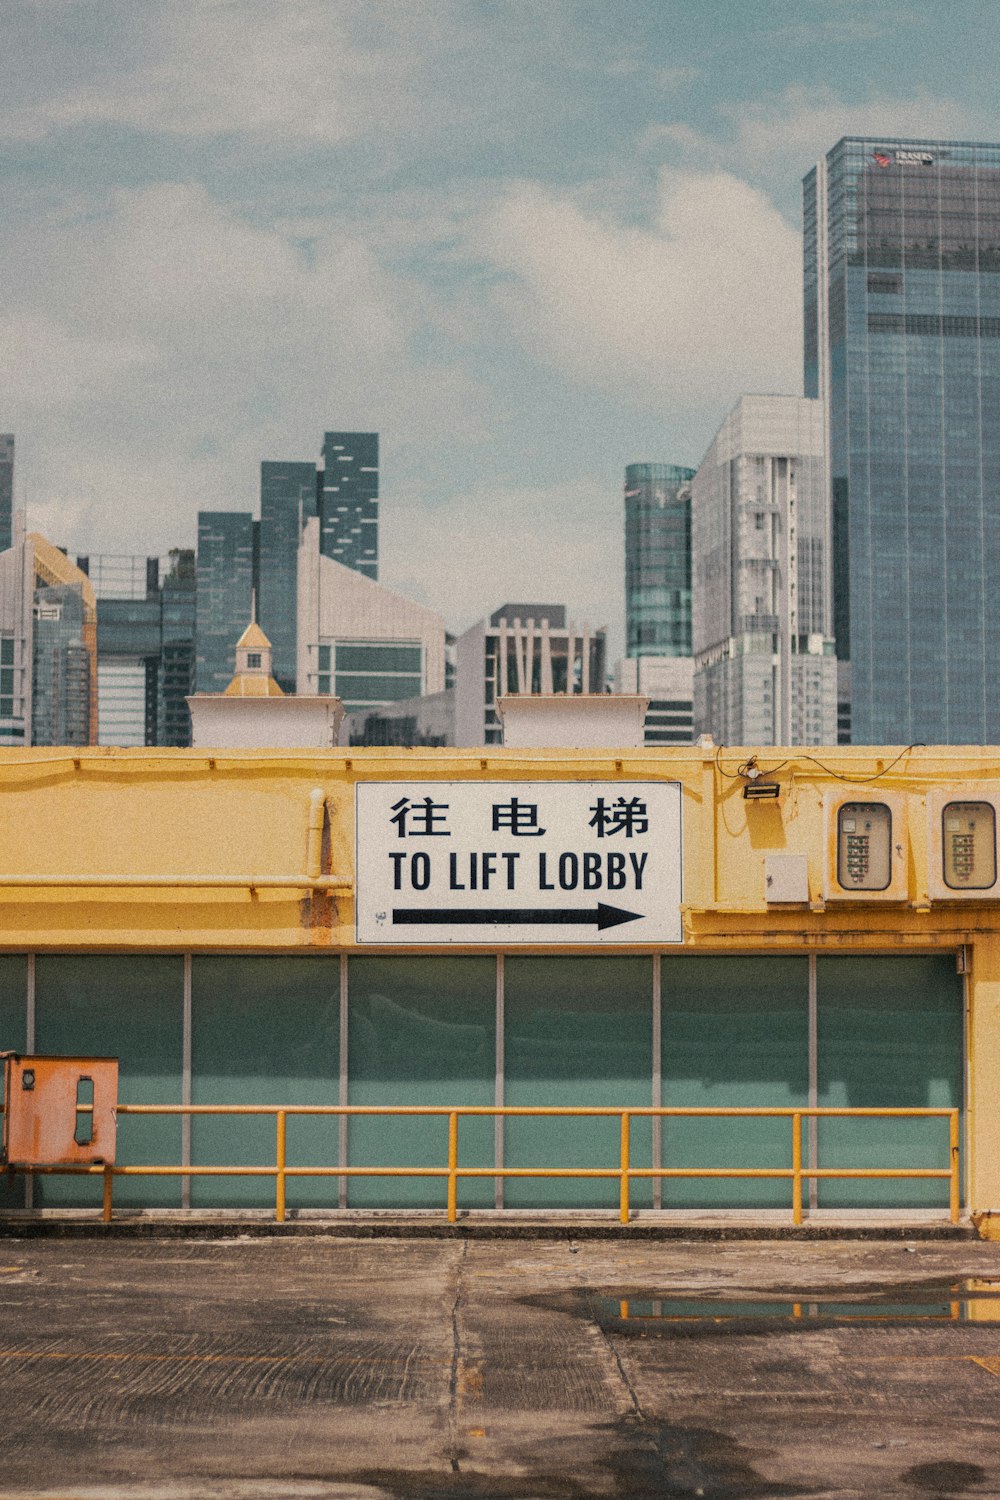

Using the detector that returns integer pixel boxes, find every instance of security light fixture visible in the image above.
[740,756,781,801]
[743,779,781,801]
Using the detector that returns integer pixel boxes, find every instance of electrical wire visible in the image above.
[793,743,925,784]
[715,742,924,785]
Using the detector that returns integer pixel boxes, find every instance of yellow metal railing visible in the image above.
[8,1104,962,1227]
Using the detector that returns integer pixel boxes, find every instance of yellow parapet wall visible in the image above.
[0,740,997,1224]
[0,741,997,950]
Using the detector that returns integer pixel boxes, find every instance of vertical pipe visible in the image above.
[102,1165,113,1224]
[792,1111,803,1226]
[495,953,505,1210]
[24,954,34,1211]
[619,1112,631,1225]
[652,954,662,1211]
[182,953,192,1211]
[339,952,348,1209]
[808,952,818,1212]
[447,1111,459,1224]
[306,788,325,878]
[275,1110,287,1224]
[950,1108,961,1224]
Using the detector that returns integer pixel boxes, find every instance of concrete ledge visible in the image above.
[0,1211,977,1241]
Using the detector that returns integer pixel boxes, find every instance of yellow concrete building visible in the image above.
[0,741,997,1226]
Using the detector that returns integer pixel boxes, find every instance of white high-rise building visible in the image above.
[691,394,837,746]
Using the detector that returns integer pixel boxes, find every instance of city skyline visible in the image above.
[3,1,996,662]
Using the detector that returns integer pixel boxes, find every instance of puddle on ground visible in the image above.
[591,1279,1000,1325]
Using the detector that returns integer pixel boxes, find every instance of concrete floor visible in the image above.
[1,1235,1000,1498]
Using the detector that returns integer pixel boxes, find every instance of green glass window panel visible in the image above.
[191,956,339,1209]
[661,957,809,1208]
[0,698,12,717]
[335,674,423,702]
[816,956,963,1209]
[317,645,331,671]
[348,956,495,1208]
[34,956,184,1208]
[0,637,13,665]
[335,643,422,674]
[504,956,653,1209]
[0,955,27,1209]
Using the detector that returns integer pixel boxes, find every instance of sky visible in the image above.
[3,0,998,659]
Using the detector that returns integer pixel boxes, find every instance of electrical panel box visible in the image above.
[823,792,909,902]
[763,854,810,904]
[927,788,1000,901]
[1,1054,118,1167]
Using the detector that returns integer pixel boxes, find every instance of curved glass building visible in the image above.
[624,463,695,659]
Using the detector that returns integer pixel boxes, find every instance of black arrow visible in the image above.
[392,902,643,932]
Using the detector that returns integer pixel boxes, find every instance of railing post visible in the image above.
[619,1112,631,1225]
[275,1110,287,1224]
[447,1111,459,1224]
[949,1108,961,1224]
[792,1112,803,1226]
[102,1165,113,1224]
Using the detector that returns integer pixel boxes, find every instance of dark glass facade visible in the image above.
[32,584,91,746]
[159,551,195,747]
[258,461,317,694]
[319,432,378,579]
[0,435,12,555]
[805,137,1000,742]
[195,513,254,694]
[82,551,195,747]
[624,463,695,657]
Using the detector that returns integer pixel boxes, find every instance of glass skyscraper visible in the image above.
[258,461,318,693]
[0,436,12,555]
[195,513,254,694]
[79,553,195,747]
[319,432,378,579]
[805,137,1000,743]
[624,463,695,657]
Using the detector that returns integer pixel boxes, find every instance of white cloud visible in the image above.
[0,314,152,408]
[384,479,622,648]
[468,169,802,415]
[726,85,995,172]
[1,182,487,556]
[0,1,443,145]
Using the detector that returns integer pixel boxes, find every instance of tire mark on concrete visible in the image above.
[446,1238,468,1473]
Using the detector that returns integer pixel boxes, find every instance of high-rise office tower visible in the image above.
[623,463,696,747]
[195,513,254,694]
[691,395,837,746]
[258,461,318,694]
[624,463,695,658]
[0,436,13,555]
[159,549,196,747]
[319,432,378,579]
[805,137,1000,743]
[77,552,195,747]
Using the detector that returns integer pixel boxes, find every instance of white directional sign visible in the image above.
[355,781,683,945]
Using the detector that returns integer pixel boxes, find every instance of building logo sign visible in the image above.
[873,149,934,168]
[355,780,683,944]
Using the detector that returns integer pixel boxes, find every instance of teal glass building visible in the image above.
[258,461,318,694]
[320,432,378,580]
[624,463,695,658]
[195,513,254,694]
[805,137,1000,743]
[0,435,12,555]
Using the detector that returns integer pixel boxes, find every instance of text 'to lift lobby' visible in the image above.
[2,726,999,1229]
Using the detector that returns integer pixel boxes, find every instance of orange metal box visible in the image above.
[1,1054,118,1167]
